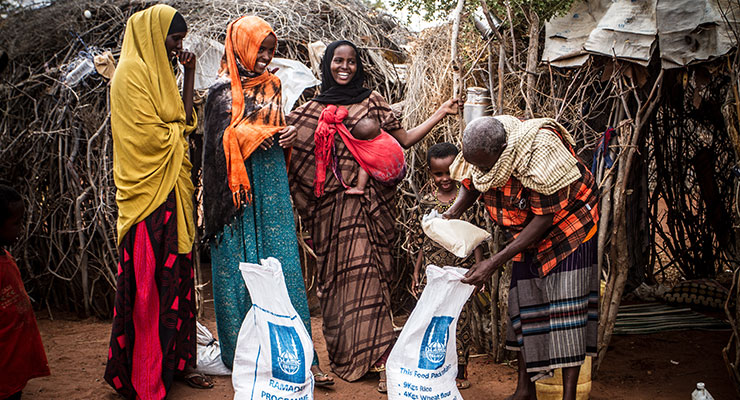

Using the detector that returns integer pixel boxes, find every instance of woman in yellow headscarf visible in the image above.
[104,5,212,398]
[202,16,333,385]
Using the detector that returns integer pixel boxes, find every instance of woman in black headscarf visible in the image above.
[287,40,459,391]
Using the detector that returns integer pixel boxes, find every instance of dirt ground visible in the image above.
[22,302,735,400]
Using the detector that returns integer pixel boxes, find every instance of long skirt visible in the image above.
[505,238,599,381]
[308,190,397,381]
[210,142,313,369]
[104,191,196,400]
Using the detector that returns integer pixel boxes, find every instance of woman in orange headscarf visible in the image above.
[201,16,333,385]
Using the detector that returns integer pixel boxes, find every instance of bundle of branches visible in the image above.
[0,0,409,318]
[391,12,606,360]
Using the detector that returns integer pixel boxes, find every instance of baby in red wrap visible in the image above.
[346,117,383,195]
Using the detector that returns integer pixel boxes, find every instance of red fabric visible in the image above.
[131,222,166,399]
[0,250,50,398]
[313,104,406,197]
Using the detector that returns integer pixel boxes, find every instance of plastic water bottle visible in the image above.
[691,382,714,400]
[64,57,95,87]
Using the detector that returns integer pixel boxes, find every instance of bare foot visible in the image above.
[503,388,536,400]
[345,187,365,195]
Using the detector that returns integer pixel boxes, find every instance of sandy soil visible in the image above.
[21,305,735,400]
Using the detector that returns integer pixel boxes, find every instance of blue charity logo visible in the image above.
[268,322,305,383]
[418,316,454,370]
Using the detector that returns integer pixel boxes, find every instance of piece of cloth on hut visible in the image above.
[220,16,285,207]
[288,90,402,381]
[110,4,197,254]
[313,104,405,197]
[450,116,581,196]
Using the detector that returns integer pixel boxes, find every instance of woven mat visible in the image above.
[613,303,730,335]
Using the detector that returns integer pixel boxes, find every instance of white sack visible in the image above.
[269,58,321,114]
[191,321,232,376]
[232,257,314,400]
[421,210,491,258]
[387,265,475,400]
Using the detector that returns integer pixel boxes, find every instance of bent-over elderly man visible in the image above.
[444,116,599,400]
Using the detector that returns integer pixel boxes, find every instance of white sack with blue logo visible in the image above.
[387,265,475,400]
[232,257,314,400]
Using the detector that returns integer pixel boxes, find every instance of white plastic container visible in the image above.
[691,382,714,400]
[64,58,95,87]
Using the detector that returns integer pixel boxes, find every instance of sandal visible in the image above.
[378,369,387,393]
[456,378,471,390]
[313,371,335,386]
[183,372,214,389]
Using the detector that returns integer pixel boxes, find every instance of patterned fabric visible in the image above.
[505,238,599,381]
[465,162,598,277]
[287,92,401,381]
[408,189,490,366]
[204,82,313,370]
[104,191,196,400]
[663,279,730,310]
[221,16,285,206]
[0,250,50,398]
[449,116,580,196]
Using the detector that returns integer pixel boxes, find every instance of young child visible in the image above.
[409,143,487,390]
[346,117,382,195]
[0,185,50,400]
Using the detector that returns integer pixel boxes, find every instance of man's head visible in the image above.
[462,117,507,171]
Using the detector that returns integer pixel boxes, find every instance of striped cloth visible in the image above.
[614,303,730,335]
[505,238,599,381]
[287,92,402,381]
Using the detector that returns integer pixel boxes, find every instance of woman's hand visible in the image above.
[438,98,461,116]
[259,136,274,150]
[278,125,297,148]
[178,50,196,70]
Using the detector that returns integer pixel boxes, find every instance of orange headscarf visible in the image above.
[223,16,285,206]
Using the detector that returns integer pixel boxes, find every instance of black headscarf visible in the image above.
[167,12,187,35]
[313,40,372,105]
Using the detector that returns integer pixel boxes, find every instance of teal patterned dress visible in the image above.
[203,77,314,369]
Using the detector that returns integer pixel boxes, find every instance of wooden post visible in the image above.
[596,70,664,372]
[524,8,539,118]
[451,0,466,132]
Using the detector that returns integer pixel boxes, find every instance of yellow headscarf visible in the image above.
[111,4,198,253]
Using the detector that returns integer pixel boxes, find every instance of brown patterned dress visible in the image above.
[287,91,402,381]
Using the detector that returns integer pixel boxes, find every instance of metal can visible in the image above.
[464,87,492,126]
